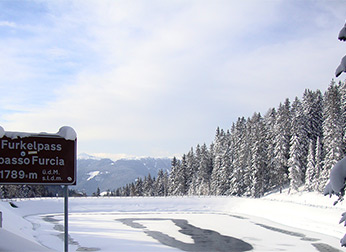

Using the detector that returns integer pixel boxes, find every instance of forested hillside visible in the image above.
[116,81,346,198]
[2,81,345,199]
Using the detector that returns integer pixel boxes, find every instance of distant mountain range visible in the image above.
[70,154,171,195]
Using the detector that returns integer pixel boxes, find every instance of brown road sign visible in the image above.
[0,127,77,185]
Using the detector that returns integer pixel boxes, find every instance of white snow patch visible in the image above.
[57,126,77,140]
[0,126,4,138]
[87,171,100,181]
[4,131,34,139]
[0,126,77,140]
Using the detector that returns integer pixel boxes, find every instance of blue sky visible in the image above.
[0,0,345,160]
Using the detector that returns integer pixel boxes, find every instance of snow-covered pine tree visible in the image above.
[219,146,232,195]
[185,147,196,193]
[264,108,277,190]
[273,99,291,192]
[304,139,316,191]
[154,169,168,196]
[320,82,344,190]
[175,154,188,195]
[135,178,143,196]
[211,127,223,195]
[168,157,180,195]
[314,136,323,192]
[143,174,154,196]
[288,97,306,192]
[240,117,255,196]
[303,89,323,143]
[211,128,231,195]
[288,134,304,192]
[195,143,213,195]
[248,113,267,197]
[339,81,346,153]
[155,170,164,196]
[229,117,247,196]
[130,183,136,196]
[188,144,201,195]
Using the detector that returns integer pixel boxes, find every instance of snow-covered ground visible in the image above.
[1,189,346,251]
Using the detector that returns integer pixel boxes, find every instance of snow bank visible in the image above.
[0,228,54,252]
[57,126,77,141]
[0,126,4,138]
[0,126,77,140]
[228,189,346,239]
[0,200,58,251]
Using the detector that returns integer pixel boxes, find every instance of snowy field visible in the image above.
[1,189,346,251]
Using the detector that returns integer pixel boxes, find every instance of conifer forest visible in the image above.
[2,81,346,199]
[115,81,346,198]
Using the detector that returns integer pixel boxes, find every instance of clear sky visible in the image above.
[0,0,345,160]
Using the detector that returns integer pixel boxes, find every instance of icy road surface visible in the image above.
[26,211,341,252]
[1,192,346,251]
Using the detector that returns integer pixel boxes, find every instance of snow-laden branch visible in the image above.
[324,156,346,246]
[336,55,346,77]
[338,23,346,41]
[324,157,346,197]
[335,23,346,77]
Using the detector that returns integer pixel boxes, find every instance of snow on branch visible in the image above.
[324,156,346,246]
[336,23,346,77]
[338,23,346,41]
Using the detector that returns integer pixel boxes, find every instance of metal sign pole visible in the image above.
[64,185,69,252]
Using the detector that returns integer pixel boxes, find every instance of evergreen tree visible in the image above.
[135,178,144,196]
[248,113,267,197]
[174,155,188,195]
[229,118,247,196]
[303,89,323,143]
[288,97,306,192]
[288,134,304,192]
[320,82,344,189]
[143,174,154,196]
[155,169,168,196]
[241,118,253,196]
[93,187,101,197]
[168,156,188,196]
[264,108,277,190]
[338,81,346,153]
[195,143,213,195]
[314,136,323,192]
[304,140,316,191]
[168,157,179,195]
[185,148,197,193]
[273,99,291,192]
[130,183,136,196]
[219,147,232,195]
[188,145,201,195]
[211,128,230,195]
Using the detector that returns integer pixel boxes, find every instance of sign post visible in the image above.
[0,126,77,252]
[64,185,69,252]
